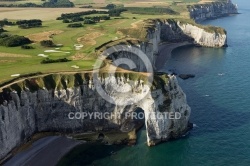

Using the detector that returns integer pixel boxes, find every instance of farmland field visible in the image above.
[0,8,106,20]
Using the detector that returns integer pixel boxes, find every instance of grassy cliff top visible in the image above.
[0,0,227,84]
[0,72,170,102]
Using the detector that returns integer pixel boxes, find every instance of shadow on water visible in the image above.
[57,143,125,166]
[57,108,147,166]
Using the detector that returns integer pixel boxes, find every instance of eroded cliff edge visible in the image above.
[118,18,228,50]
[0,73,191,159]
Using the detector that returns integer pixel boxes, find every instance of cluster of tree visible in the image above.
[67,23,83,28]
[40,40,55,47]
[16,19,42,29]
[21,45,34,49]
[57,10,108,20]
[63,17,84,23]
[65,19,95,25]
[0,19,15,26]
[0,34,31,47]
[41,58,71,64]
[125,7,178,15]
[0,27,5,33]
[62,15,110,24]
[106,4,116,10]
[85,16,110,21]
[0,0,22,1]
[83,19,95,24]
[108,8,127,17]
[0,3,41,8]
[79,5,92,8]
[42,0,74,8]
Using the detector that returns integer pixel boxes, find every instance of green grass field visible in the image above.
[0,0,216,83]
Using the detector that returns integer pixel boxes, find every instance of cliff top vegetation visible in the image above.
[0,0,229,85]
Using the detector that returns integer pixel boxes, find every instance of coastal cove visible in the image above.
[0,0,247,165]
[58,0,250,165]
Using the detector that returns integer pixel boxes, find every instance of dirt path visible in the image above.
[131,20,143,29]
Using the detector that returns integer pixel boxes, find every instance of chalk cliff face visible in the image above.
[146,19,227,47]
[179,23,227,47]
[0,73,191,159]
[1,6,235,159]
[188,0,238,22]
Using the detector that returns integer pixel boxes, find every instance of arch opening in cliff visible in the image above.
[122,107,145,133]
[98,133,105,140]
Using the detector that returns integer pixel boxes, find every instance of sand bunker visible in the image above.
[74,44,84,50]
[44,50,62,53]
[11,74,20,77]
[44,50,70,54]
[26,30,63,42]
[38,54,48,57]
[71,65,80,69]
[77,32,104,46]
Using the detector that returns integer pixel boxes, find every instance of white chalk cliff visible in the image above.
[0,1,239,160]
[159,19,227,47]
[0,73,191,159]
[178,22,227,47]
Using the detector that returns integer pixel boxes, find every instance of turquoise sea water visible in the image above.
[61,1,250,165]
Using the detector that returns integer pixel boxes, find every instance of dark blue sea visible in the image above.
[60,0,250,165]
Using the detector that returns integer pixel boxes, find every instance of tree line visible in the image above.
[1,19,42,29]
[0,33,31,47]
[62,16,110,24]
[57,8,126,20]
[0,0,74,8]
[41,58,71,64]
[16,19,42,29]
[57,10,108,20]
[57,8,126,26]
[0,20,32,47]
[0,19,15,26]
